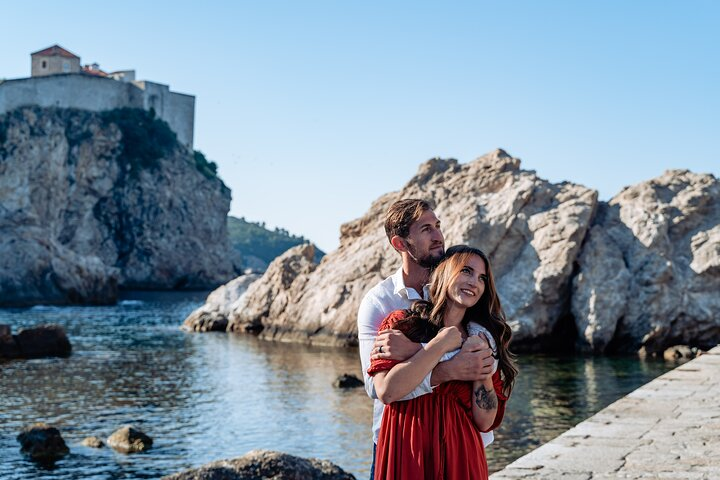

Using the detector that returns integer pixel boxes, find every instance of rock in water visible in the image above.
[0,326,20,358]
[14,324,71,358]
[162,449,355,480]
[0,106,235,307]
[663,345,695,361]
[107,425,153,453]
[227,243,318,337]
[572,170,720,353]
[81,436,105,448]
[183,273,261,332]
[17,423,69,461]
[333,374,364,389]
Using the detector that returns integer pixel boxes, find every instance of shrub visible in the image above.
[193,150,219,179]
[101,108,177,174]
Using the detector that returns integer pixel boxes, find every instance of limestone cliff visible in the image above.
[572,170,720,353]
[223,150,598,348]
[197,149,719,353]
[0,106,234,306]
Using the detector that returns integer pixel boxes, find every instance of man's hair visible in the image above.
[384,199,432,243]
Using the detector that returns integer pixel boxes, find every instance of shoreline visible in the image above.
[491,345,720,479]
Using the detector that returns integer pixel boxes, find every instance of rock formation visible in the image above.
[220,150,597,349]
[162,449,355,480]
[572,170,720,353]
[183,273,261,332]
[186,150,719,353]
[227,243,319,339]
[0,107,235,306]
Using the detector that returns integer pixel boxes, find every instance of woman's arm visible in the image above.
[471,376,498,431]
[465,335,499,431]
[373,326,462,404]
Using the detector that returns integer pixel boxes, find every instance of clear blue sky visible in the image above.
[2,1,718,252]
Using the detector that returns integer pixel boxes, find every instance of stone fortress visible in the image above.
[0,45,194,148]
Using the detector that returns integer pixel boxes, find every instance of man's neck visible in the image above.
[402,257,430,294]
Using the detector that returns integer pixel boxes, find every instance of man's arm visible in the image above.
[430,342,495,386]
[371,328,496,393]
[358,295,435,402]
[372,326,462,404]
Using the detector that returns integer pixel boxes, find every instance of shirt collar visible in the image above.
[391,267,430,301]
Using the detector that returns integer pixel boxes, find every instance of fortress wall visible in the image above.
[0,75,194,148]
[0,74,140,114]
[134,81,194,149]
[165,92,194,149]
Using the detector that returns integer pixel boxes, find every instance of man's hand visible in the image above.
[371,329,422,361]
[431,335,494,385]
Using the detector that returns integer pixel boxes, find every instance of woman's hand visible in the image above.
[431,326,463,352]
[462,332,489,352]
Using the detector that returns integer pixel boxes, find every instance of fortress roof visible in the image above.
[31,45,80,59]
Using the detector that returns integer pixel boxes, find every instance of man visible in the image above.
[357,198,496,478]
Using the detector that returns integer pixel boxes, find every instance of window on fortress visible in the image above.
[63,61,70,73]
[42,61,47,69]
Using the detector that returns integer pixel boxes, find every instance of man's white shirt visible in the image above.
[357,267,494,446]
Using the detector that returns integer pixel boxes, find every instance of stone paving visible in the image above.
[491,346,720,479]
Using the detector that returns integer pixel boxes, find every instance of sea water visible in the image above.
[0,291,673,479]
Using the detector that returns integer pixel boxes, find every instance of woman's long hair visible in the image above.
[398,245,517,396]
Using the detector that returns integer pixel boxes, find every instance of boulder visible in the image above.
[333,374,364,389]
[14,324,71,358]
[663,345,696,361]
[0,330,20,358]
[227,243,319,338]
[182,273,260,332]
[16,423,69,461]
[81,436,105,448]
[162,449,355,480]
[572,170,720,353]
[107,425,153,453]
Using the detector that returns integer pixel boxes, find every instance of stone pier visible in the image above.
[491,346,720,479]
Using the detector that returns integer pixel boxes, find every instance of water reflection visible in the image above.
[489,354,670,472]
[0,294,671,479]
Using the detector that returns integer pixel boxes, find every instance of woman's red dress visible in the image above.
[368,310,507,480]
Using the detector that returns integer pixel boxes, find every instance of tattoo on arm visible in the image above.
[474,384,498,410]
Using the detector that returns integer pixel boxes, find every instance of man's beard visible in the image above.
[407,243,444,269]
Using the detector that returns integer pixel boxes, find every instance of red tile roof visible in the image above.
[31,45,80,59]
[82,65,109,77]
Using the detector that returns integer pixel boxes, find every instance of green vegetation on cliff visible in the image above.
[193,150,219,179]
[228,216,325,267]
[100,108,219,180]
[101,108,176,173]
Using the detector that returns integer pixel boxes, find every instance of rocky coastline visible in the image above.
[0,106,235,307]
[185,149,720,354]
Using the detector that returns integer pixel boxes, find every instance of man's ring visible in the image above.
[379,345,383,354]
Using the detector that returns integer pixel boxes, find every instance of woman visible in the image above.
[368,245,517,480]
